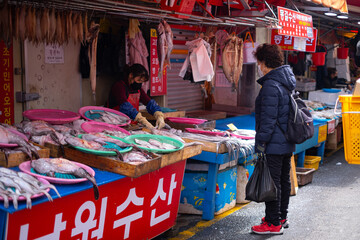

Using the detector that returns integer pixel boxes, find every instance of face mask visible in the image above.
[130,82,142,91]
[258,65,264,77]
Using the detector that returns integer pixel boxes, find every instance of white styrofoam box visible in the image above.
[185,160,237,172]
[296,80,316,92]
[335,59,346,65]
[308,90,349,106]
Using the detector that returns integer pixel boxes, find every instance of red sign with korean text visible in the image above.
[150,28,167,96]
[0,41,14,125]
[271,29,318,53]
[6,160,186,240]
[277,6,314,39]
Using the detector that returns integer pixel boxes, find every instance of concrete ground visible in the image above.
[155,148,360,240]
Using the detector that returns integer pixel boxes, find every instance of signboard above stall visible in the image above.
[277,7,314,39]
[271,29,318,52]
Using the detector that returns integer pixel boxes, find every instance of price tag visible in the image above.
[227,124,238,131]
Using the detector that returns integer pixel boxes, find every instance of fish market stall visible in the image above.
[0,146,202,240]
[163,121,256,220]
[0,108,202,240]
[215,114,328,168]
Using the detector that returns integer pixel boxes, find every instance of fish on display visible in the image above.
[31,158,99,200]
[135,138,178,150]
[151,128,185,143]
[102,130,129,139]
[222,34,244,91]
[134,138,156,149]
[148,139,177,150]
[0,125,40,160]
[123,151,150,164]
[88,110,129,125]
[0,167,60,209]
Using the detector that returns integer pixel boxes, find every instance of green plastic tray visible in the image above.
[123,134,184,153]
[71,135,132,156]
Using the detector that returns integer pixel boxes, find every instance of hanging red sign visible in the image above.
[150,28,167,96]
[271,29,318,53]
[6,160,186,240]
[0,41,14,125]
[277,6,314,39]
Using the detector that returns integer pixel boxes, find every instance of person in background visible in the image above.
[252,44,296,235]
[107,64,165,129]
[323,67,338,88]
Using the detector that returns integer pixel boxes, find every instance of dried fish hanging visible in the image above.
[222,33,244,91]
[157,19,173,79]
[3,4,88,46]
[0,0,11,48]
[87,21,100,103]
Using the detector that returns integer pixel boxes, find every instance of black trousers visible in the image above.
[265,153,292,226]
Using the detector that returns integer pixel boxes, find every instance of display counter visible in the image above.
[0,145,202,240]
[215,114,328,167]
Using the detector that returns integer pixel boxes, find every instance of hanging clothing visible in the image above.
[179,38,214,83]
[129,32,149,73]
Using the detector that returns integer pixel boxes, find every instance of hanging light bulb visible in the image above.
[337,14,348,19]
[324,8,337,17]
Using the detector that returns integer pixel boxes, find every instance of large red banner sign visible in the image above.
[6,160,186,240]
[277,6,314,39]
[0,41,14,125]
[150,28,167,96]
[271,29,318,53]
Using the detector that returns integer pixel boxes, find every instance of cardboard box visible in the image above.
[326,124,342,150]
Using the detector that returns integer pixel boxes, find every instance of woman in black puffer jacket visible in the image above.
[251,44,296,235]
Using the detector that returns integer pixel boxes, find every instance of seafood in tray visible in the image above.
[0,167,60,210]
[65,133,133,159]
[28,158,99,200]
[79,106,130,126]
[124,134,184,153]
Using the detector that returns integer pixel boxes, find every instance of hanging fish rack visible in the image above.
[5,0,272,29]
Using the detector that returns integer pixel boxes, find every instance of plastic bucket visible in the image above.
[337,47,349,59]
[312,52,326,66]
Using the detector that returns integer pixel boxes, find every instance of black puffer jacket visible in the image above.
[255,65,296,154]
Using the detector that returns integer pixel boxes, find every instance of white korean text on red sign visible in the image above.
[277,7,314,39]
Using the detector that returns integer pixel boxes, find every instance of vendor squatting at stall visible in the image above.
[107,64,165,129]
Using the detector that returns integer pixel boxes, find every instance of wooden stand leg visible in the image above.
[290,155,298,196]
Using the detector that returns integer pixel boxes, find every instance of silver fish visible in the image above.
[163,20,173,70]
[134,139,157,149]
[17,172,61,198]
[32,158,99,200]
[123,151,149,163]
[157,21,166,79]
[148,139,163,149]
[161,142,177,150]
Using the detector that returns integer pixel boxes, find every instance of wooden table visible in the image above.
[140,110,186,121]
[0,145,202,240]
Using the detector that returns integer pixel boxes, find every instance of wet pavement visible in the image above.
[155,148,360,240]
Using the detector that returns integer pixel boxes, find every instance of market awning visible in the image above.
[307,0,348,13]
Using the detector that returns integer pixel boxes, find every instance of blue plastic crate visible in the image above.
[179,166,237,215]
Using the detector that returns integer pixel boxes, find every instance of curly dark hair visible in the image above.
[254,44,284,69]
